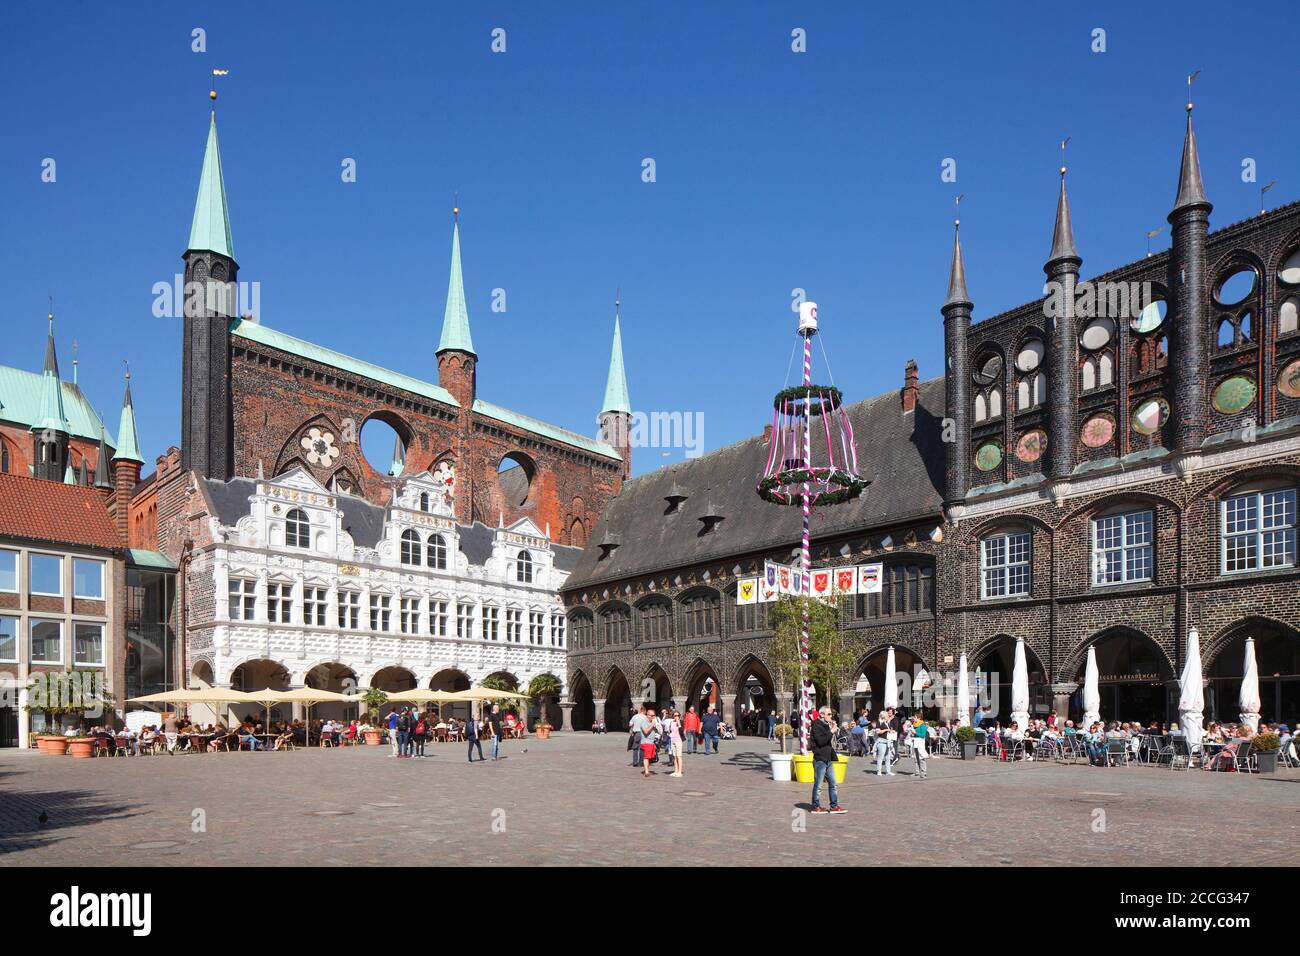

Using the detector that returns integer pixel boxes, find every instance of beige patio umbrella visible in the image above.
[447,687,530,701]
[275,687,363,745]
[385,689,461,703]
[127,686,256,727]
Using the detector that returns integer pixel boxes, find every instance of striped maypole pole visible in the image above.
[798,327,813,755]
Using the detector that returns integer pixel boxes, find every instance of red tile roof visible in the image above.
[0,473,123,551]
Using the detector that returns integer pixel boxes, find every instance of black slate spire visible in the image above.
[944,219,971,307]
[1171,106,1210,214]
[1047,168,1080,266]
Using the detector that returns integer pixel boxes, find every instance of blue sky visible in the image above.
[2,2,1295,477]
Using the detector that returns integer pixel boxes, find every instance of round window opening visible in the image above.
[1131,298,1167,334]
[497,453,535,507]
[359,417,407,476]
[1080,317,1115,351]
[1015,340,1045,373]
[1215,268,1257,307]
[1278,249,1300,286]
[972,353,1003,386]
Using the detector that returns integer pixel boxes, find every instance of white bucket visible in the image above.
[769,752,794,782]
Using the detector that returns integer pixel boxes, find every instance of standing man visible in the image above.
[873,711,895,776]
[682,706,700,754]
[766,709,777,741]
[488,704,504,761]
[809,706,845,814]
[629,704,649,768]
[387,708,401,757]
[700,705,721,755]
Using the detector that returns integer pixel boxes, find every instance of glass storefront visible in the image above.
[1071,630,1175,727]
[123,567,177,702]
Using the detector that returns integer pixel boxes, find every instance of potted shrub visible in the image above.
[535,721,553,740]
[35,735,68,755]
[527,673,562,736]
[68,737,98,759]
[956,725,978,760]
[361,688,388,745]
[1252,731,1281,773]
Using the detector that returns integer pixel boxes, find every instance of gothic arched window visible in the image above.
[285,508,310,549]
[419,492,430,512]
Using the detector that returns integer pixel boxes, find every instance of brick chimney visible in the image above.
[901,359,919,412]
[763,424,773,442]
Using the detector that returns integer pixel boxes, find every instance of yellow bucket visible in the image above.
[791,753,849,784]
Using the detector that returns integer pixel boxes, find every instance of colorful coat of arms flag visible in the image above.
[835,567,857,595]
[857,563,883,594]
[737,578,758,605]
[811,570,833,597]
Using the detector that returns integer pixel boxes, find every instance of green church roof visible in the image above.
[188,112,235,259]
[601,314,631,415]
[33,321,70,435]
[113,376,145,464]
[436,221,475,356]
[473,399,620,461]
[0,369,114,447]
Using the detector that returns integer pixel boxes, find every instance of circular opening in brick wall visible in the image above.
[497,452,535,507]
[360,417,407,477]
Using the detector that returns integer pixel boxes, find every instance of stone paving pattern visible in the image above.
[2,735,1297,866]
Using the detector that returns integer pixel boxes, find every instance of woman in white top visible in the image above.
[663,709,684,778]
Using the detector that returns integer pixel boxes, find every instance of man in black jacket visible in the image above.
[809,707,845,814]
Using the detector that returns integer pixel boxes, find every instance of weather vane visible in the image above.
[1261,179,1276,215]
[954,193,963,228]
[1187,70,1201,112]
[1146,227,1165,258]
[1060,136,1070,177]
[210,67,230,103]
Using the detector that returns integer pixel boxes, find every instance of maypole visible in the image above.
[757,302,869,756]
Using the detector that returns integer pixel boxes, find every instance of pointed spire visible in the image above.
[1172,84,1210,214]
[188,112,235,259]
[944,200,971,308]
[1047,146,1079,265]
[601,295,631,415]
[112,368,145,464]
[94,427,112,488]
[63,460,76,485]
[33,313,69,434]
[436,213,475,356]
[389,433,405,477]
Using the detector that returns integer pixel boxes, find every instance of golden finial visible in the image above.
[210,68,229,103]
[453,191,459,219]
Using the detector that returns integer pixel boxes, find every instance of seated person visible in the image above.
[237,724,265,751]
[273,726,294,750]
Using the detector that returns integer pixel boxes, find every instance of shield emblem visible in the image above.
[813,571,830,595]
[779,568,790,592]
[836,569,856,594]
[738,580,756,605]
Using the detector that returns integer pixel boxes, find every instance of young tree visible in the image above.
[769,596,850,746]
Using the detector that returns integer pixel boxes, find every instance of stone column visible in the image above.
[214,561,230,620]
[718,693,738,728]
[671,695,688,715]
[1050,683,1078,723]
[592,698,606,729]
[837,693,855,722]
[559,701,575,732]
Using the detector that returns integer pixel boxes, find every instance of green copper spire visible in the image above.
[63,460,76,485]
[436,219,475,356]
[112,372,145,464]
[33,314,69,434]
[601,309,631,416]
[188,112,235,259]
[389,432,405,477]
[94,427,112,488]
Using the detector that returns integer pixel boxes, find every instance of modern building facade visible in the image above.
[563,104,1300,733]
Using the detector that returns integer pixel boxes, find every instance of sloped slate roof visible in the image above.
[565,377,947,589]
[0,474,122,551]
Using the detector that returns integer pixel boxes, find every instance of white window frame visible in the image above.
[427,535,448,570]
[400,530,422,567]
[29,618,63,665]
[516,550,533,584]
[369,593,392,632]
[266,581,292,624]
[72,557,105,600]
[1221,487,1297,574]
[1091,509,1154,586]
[550,613,566,648]
[303,586,327,626]
[481,605,499,641]
[285,508,311,549]
[980,531,1032,600]
[505,607,522,643]
[0,614,18,663]
[529,610,545,645]
[400,596,419,635]
[0,548,19,593]
[432,600,449,638]
[338,590,360,629]
[73,621,105,667]
[456,603,474,640]
[29,552,63,597]
[229,578,256,621]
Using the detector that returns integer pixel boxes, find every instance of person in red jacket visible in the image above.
[682,706,701,755]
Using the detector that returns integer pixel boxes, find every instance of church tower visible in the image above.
[599,298,632,481]
[31,313,70,482]
[941,215,972,505]
[181,109,238,480]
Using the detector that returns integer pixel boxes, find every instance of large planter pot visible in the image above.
[790,753,850,784]
[363,730,382,746]
[68,738,97,759]
[1256,751,1278,774]
[535,726,552,740]
[41,736,70,756]
[769,752,794,782]
[961,741,978,760]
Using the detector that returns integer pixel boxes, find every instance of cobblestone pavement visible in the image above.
[2,734,1297,866]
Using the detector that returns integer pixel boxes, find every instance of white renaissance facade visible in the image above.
[184,466,569,711]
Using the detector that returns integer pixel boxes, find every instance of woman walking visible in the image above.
[911,714,928,780]
[640,707,662,778]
